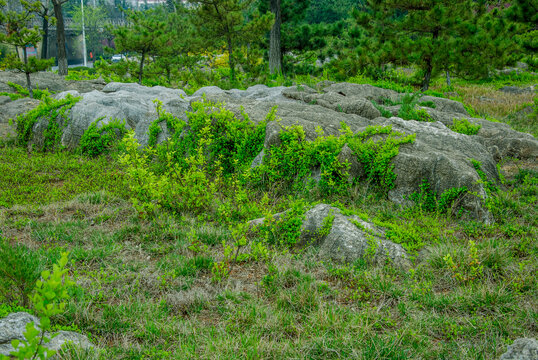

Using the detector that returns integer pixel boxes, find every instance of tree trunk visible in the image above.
[52,0,68,75]
[227,36,235,82]
[421,29,439,92]
[421,60,432,92]
[269,0,282,75]
[138,51,145,84]
[445,70,451,87]
[41,14,48,59]
[23,48,33,99]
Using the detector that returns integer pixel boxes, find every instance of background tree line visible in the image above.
[1,0,536,90]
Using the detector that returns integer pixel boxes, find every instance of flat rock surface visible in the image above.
[0,71,106,95]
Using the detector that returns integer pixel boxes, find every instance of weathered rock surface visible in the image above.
[0,98,40,140]
[22,81,538,220]
[34,83,190,149]
[0,71,106,95]
[499,338,538,360]
[250,204,409,265]
[0,312,94,356]
[301,204,409,266]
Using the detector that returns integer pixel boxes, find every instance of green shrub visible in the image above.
[14,94,80,151]
[7,252,75,360]
[449,118,481,135]
[471,159,498,194]
[250,123,415,194]
[147,100,186,147]
[409,180,468,214]
[79,118,127,157]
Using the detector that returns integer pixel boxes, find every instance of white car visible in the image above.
[111,54,126,63]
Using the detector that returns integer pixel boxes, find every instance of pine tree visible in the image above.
[260,0,342,75]
[506,0,538,67]
[112,8,167,84]
[188,0,273,82]
[352,0,519,90]
[153,5,200,83]
[0,0,54,97]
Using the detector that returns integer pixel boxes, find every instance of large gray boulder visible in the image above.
[32,82,191,149]
[0,312,94,356]
[499,338,538,360]
[283,86,382,119]
[204,90,499,221]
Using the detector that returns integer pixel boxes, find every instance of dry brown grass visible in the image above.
[434,83,536,119]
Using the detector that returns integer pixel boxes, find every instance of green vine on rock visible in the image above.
[79,118,128,157]
[14,94,80,151]
[249,123,415,195]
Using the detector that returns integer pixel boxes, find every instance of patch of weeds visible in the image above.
[0,147,126,208]
[443,241,484,285]
[449,118,481,135]
[254,199,307,249]
[79,118,127,157]
[397,93,434,122]
[409,180,468,215]
[262,266,322,314]
[0,237,47,307]
[0,91,23,101]
[471,159,498,195]
[371,101,393,118]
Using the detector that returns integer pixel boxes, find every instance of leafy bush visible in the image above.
[250,123,415,194]
[14,94,80,151]
[79,118,127,157]
[147,100,186,147]
[449,118,481,135]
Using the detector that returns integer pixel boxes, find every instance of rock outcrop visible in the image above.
[18,81,538,221]
[44,83,190,149]
[0,312,94,356]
